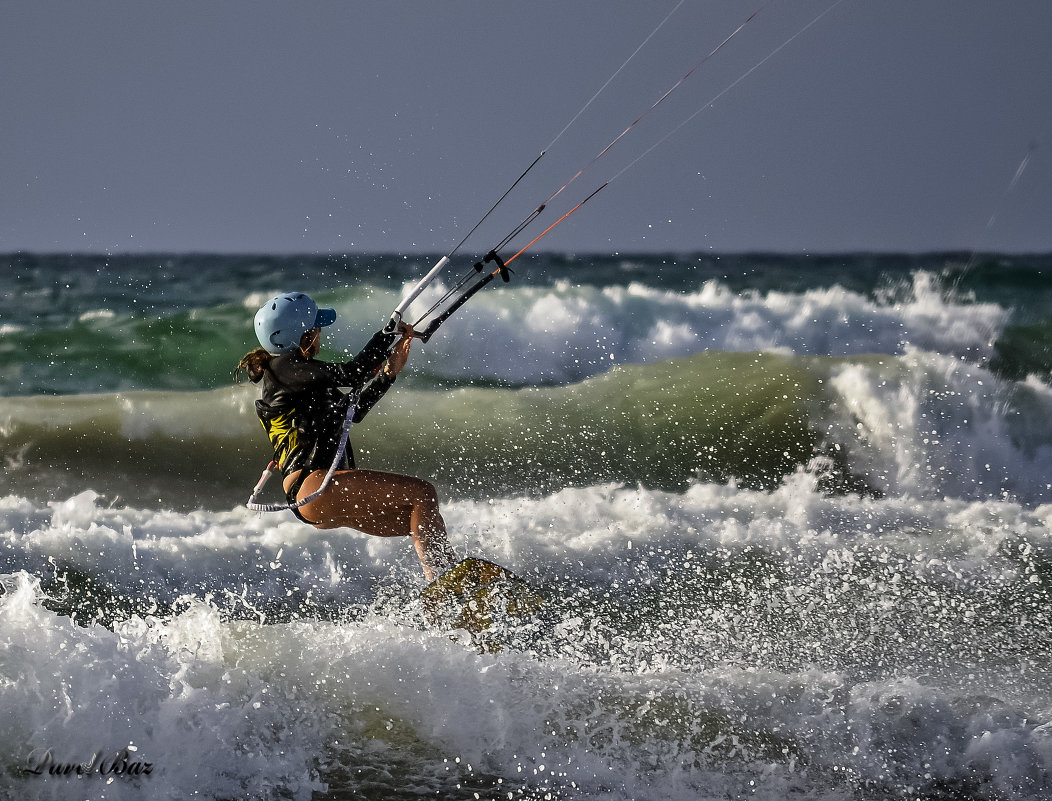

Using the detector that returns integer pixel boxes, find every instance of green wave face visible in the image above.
[0,352,844,510]
[368,351,829,498]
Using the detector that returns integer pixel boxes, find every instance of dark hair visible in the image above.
[235,348,272,383]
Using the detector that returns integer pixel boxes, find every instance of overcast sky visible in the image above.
[3,1,1050,255]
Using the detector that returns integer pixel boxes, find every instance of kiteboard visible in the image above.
[420,557,545,636]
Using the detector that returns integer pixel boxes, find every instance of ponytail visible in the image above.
[235,348,272,383]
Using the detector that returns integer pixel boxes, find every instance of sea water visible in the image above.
[2,251,1051,800]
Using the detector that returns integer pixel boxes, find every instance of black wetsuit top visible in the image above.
[254,329,398,493]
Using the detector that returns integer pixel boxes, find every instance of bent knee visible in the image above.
[407,477,439,506]
[423,478,439,498]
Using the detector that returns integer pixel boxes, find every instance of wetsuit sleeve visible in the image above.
[329,329,398,390]
[352,371,397,423]
[265,329,397,395]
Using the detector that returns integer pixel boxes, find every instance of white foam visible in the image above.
[401,272,1008,384]
[824,349,1052,503]
[3,474,1050,627]
[3,479,1052,799]
[0,571,329,799]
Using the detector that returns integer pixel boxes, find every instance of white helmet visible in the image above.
[254,292,336,354]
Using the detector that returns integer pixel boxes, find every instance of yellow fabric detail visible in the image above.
[259,411,298,471]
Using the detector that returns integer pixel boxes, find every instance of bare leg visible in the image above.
[294,468,456,581]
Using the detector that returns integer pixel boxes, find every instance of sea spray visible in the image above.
[3,477,1052,798]
[4,251,1052,799]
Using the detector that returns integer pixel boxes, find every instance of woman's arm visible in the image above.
[332,328,399,387]
[351,325,413,422]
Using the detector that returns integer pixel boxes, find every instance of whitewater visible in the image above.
[2,251,1052,800]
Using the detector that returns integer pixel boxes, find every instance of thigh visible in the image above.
[296,468,433,536]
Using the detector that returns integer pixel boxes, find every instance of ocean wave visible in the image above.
[1,267,1016,395]
[3,350,1052,512]
[6,252,1052,799]
[407,270,1008,386]
[2,477,1051,799]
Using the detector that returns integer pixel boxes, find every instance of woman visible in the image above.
[237,291,457,581]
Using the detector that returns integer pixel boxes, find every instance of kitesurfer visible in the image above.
[237,292,457,580]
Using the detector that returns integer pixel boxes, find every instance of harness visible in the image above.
[246,393,358,515]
